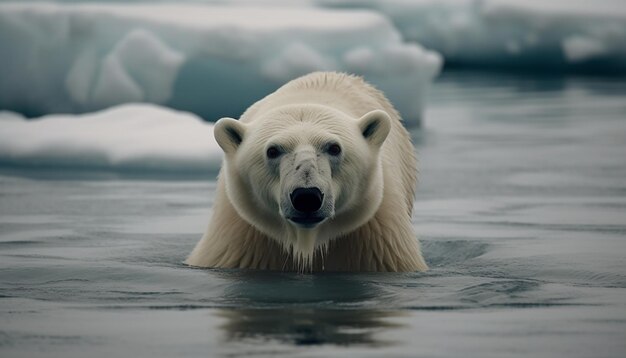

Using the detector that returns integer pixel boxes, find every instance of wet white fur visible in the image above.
[186,72,427,272]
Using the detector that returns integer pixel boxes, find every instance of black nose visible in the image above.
[290,187,323,213]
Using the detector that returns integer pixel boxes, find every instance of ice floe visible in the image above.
[319,0,626,73]
[0,2,442,124]
[0,104,222,173]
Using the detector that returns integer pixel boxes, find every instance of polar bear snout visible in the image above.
[286,187,329,228]
[290,187,324,214]
[276,145,336,228]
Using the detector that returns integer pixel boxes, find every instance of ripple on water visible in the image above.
[420,240,489,268]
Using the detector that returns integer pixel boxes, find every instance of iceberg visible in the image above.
[0,2,442,125]
[319,0,626,74]
[0,104,222,173]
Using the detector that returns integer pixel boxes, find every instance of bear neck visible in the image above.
[290,228,318,271]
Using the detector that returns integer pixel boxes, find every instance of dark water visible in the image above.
[1,72,626,357]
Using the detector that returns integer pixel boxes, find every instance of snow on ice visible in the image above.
[0,104,222,173]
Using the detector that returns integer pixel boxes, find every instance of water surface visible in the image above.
[1,72,626,357]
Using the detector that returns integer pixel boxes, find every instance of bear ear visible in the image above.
[214,117,247,154]
[358,110,391,147]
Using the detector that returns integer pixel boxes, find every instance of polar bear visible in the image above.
[186,72,427,272]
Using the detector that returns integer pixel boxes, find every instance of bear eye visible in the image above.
[327,143,342,156]
[266,146,281,159]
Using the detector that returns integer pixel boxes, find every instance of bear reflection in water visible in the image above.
[217,308,402,347]
[215,271,404,347]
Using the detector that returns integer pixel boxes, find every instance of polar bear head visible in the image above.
[213,104,391,262]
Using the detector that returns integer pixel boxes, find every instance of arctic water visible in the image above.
[1,72,625,357]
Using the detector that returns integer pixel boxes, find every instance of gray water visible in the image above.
[1,72,626,357]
